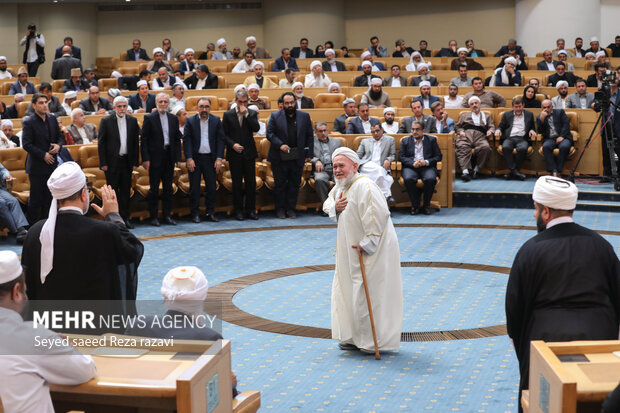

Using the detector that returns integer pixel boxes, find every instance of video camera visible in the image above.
[27,24,37,38]
[593,70,617,113]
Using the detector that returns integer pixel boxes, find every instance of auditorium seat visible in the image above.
[78,145,107,200]
[185,96,228,111]
[1,83,11,96]
[119,52,127,61]
[17,102,29,118]
[314,93,345,108]
[119,67,139,76]
[0,148,29,205]
[98,78,118,92]
[233,390,261,413]
[219,158,264,213]
[52,80,65,93]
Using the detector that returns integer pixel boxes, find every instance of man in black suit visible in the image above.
[62,68,89,92]
[346,103,380,134]
[118,69,151,91]
[495,96,537,180]
[546,62,578,86]
[78,86,112,115]
[290,38,314,59]
[223,90,260,220]
[184,64,218,90]
[494,39,525,60]
[98,96,141,227]
[333,98,357,134]
[141,93,182,226]
[183,97,226,223]
[4,94,23,119]
[266,92,314,218]
[354,61,381,87]
[126,39,149,61]
[322,49,347,72]
[399,120,443,215]
[128,80,156,113]
[21,93,63,224]
[54,37,81,60]
[586,64,606,88]
[437,40,458,57]
[537,50,559,71]
[537,99,573,176]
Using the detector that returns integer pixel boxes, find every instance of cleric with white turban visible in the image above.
[161,266,209,317]
[532,176,578,211]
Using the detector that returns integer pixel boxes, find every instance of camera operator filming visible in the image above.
[20,24,45,77]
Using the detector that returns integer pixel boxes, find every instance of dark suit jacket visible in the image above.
[266,109,314,165]
[468,49,486,57]
[547,72,578,87]
[290,47,314,59]
[297,96,314,109]
[410,76,439,86]
[62,78,89,92]
[537,110,573,142]
[9,80,36,95]
[412,95,440,107]
[5,104,18,119]
[382,76,408,87]
[333,113,355,134]
[79,97,113,115]
[126,48,149,61]
[141,111,182,165]
[97,114,141,170]
[450,58,484,71]
[322,61,347,72]
[497,110,536,144]
[183,114,226,161]
[128,93,156,112]
[537,60,559,70]
[392,47,415,57]
[118,75,145,91]
[354,74,381,87]
[183,72,218,90]
[585,47,607,56]
[586,74,599,88]
[437,48,458,58]
[50,55,82,80]
[345,117,380,134]
[179,61,195,73]
[495,45,525,59]
[399,115,437,134]
[273,56,299,72]
[223,108,260,161]
[21,113,63,175]
[399,134,442,169]
[54,45,81,60]
[356,62,386,71]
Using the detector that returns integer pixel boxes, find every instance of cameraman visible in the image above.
[608,66,620,183]
[19,24,45,77]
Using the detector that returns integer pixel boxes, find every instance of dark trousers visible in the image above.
[542,138,572,172]
[189,153,217,217]
[27,173,52,224]
[148,148,175,218]
[272,160,302,211]
[502,136,529,171]
[105,156,132,220]
[229,156,256,213]
[402,166,437,208]
[313,166,334,203]
[27,61,40,77]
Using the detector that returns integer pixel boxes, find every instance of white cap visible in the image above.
[328,82,341,91]
[361,61,372,68]
[325,48,335,57]
[184,48,194,55]
[216,38,226,48]
[419,80,431,88]
[556,80,569,89]
[247,83,260,91]
[457,47,468,54]
[310,60,322,70]
[248,105,259,112]
[137,80,148,88]
[590,36,599,42]
[585,51,596,58]
[504,57,518,66]
[234,84,247,93]
[152,47,164,55]
[332,147,360,165]
[417,63,429,70]
[532,176,578,210]
[412,51,421,58]
[111,70,122,78]
[0,56,6,63]
[556,50,568,56]
[468,96,481,104]
[370,77,382,86]
[171,105,184,115]
[161,266,209,316]
[383,107,395,115]
[253,61,264,69]
[0,251,22,284]
[360,51,371,60]
[595,50,606,58]
[64,90,77,100]
[1,119,13,128]
[107,88,121,98]
[291,81,303,90]
[343,98,355,106]
[245,36,257,44]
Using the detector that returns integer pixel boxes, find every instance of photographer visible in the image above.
[20,24,45,77]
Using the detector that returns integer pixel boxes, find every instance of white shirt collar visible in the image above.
[546,216,574,229]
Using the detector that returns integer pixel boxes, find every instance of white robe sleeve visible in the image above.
[357,180,390,255]
[323,186,338,221]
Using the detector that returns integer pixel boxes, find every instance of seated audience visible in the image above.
[83,67,98,87]
[147,48,174,74]
[586,36,607,56]
[406,51,432,71]
[315,44,325,58]
[197,43,214,59]
[528,78,548,99]
[537,50,558,71]
[409,64,438,86]
[129,80,156,113]
[393,38,414,57]
[67,108,97,144]
[50,45,82,80]
[357,51,386,71]
[245,36,271,58]
[522,85,542,108]
[0,56,12,80]
[444,84,464,108]
[572,37,585,57]
[367,36,387,57]
[556,50,575,70]
[450,64,473,87]
[450,47,484,70]
[247,83,270,109]
[62,68,89,92]
[462,77,506,108]
[117,69,151,91]
[490,57,521,86]
[244,61,277,88]
[437,40,459,57]
[495,96,537,180]
[4,94,24,119]
[495,38,525,60]
[170,84,186,109]
[465,39,485,57]
[566,79,595,109]
[9,67,36,95]
[292,82,314,109]
[383,64,407,87]
[552,38,573,57]
[608,35,620,57]
[78,85,112,115]
[152,66,182,91]
[58,90,75,116]
[360,78,391,108]
[279,68,297,89]
[328,82,341,93]
[212,38,233,60]
[311,122,342,208]
[415,81,440,109]
[346,102,380,134]
[595,50,611,69]
[356,123,396,205]
[333,98,357,134]
[161,38,179,61]
[26,83,66,118]
[322,49,347,72]
[0,130,16,149]
[184,64,218,89]
[497,48,528,71]
[273,48,298,72]
[305,61,331,88]
[381,107,399,134]
[179,48,197,73]
[551,81,569,109]
[587,63,606,88]
[431,101,454,133]
[538,99,573,176]
[547,62,577,86]
[1,120,20,147]
[354,61,381,87]
[126,39,149,61]
[455,96,495,181]
[399,121,443,215]
[399,99,436,133]
[290,38,314,59]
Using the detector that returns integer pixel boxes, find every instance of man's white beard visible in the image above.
[295,92,304,98]
[328,58,335,64]
[334,169,357,190]
[420,74,431,81]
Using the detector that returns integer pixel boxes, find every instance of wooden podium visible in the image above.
[523,340,620,413]
[49,334,260,413]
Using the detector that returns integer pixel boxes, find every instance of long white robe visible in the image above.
[323,174,402,351]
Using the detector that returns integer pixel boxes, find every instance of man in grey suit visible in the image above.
[382,65,408,87]
[79,86,113,115]
[399,99,437,134]
[312,122,342,211]
[566,79,595,109]
[67,108,97,144]
[50,45,82,80]
[356,123,396,205]
[346,103,380,134]
[333,98,357,134]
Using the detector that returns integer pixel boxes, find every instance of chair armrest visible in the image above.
[233,390,261,413]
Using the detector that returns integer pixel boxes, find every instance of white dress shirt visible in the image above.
[159,111,170,146]
[76,126,90,143]
[371,137,383,164]
[545,62,555,70]
[361,119,371,134]
[390,78,402,87]
[117,114,127,155]
[20,34,46,63]
[444,96,464,109]
[510,112,525,137]
[0,70,12,80]
[195,77,206,90]
[232,59,255,73]
[414,138,426,163]
[381,121,399,134]
[199,117,211,154]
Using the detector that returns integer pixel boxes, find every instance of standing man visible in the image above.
[506,176,620,412]
[223,90,260,221]
[312,122,342,209]
[323,147,402,354]
[22,93,63,224]
[50,45,82,80]
[98,96,140,228]
[20,24,45,77]
[455,96,494,182]
[183,97,225,223]
[266,92,314,219]
[141,93,182,226]
[495,96,537,180]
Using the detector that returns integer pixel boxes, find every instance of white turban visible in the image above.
[171,105,184,116]
[532,176,578,210]
[216,38,226,48]
[590,36,599,42]
[248,105,259,112]
[291,81,303,90]
[161,266,209,317]
[253,61,264,69]
[383,107,395,115]
[370,77,382,86]
[234,84,247,93]
[412,51,421,59]
[457,47,468,54]
[361,61,372,68]
[0,251,22,284]
[328,82,341,91]
[136,80,148,88]
[310,60,322,70]
[325,48,335,57]
[111,70,122,78]
[0,56,6,63]
[585,52,595,58]
[184,48,194,55]
[343,97,355,106]
[245,36,257,44]
[504,57,517,66]
[595,50,606,58]
[63,90,77,102]
[332,147,360,165]
[360,51,371,60]
[419,80,431,88]
[556,80,569,90]
[417,63,429,70]
[152,47,164,55]
[557,50,568,56]
[248,83,260,91]
[1,120,13,128]
[107,88,121,98]
[468,96,481,105]
[40,162,86,283]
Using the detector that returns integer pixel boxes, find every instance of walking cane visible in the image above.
[353,246,380,360]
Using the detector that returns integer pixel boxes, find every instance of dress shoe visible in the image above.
[471,169,479,180]
[421,206,431,215]
[461,173,471,182]
[15,228,27,244]
[513,171,526,181]
[286,209,297,218]
[359,348,377,355]
[149,218,160,227]
[411,207,420,215]
[276,209,286,219]
[503,173,512,180]
[386,196,396,206]
[235,211,245,221]
[318,210,328,217]
[247,212,259,220]
[599,177,612,183]
[338,342,358,351]
[204,214,219,222]
[191,215,201,223]
[163,216,177,225]
[124,220,134,229]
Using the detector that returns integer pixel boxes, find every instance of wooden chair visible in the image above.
[1,82,11,95]
[52,79,65,93]
[17,102,29,118]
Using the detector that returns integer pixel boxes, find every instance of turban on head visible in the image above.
[1,120,13,128]
[310,60,322,70]
[184,48,194,55]
[161,266,209,317]
[248,105,259,112]
[216,38,226,48]
[595,50,606,58]
[245,36,257,44]
[361,61,372,68]
[171,105,184,115]
[590,36,599,42]
[107,88,121,98]
[342,98,355,106]
[152,47,164,55]
[0,56,6,63]
[253,61,264,69]
[360,51,371,60]
[417,63,429,70]
[247,83,260,91]
[325,48,335,57]
[63,90,77,101]
[328,82,341,91]
[532,176,578,210]
[468,96,481,105]
[234,84,247,93]
[504,57,517,66]
[136,80,148,88]
[291,81,303,90]
[555,80,569,90]
[0,251,22,284]
[383,107,395,115]
[370,77,382,86]
[419,80,431,88]
[457,47,468,54]
[332,147,360,165]
[557,50,568,56]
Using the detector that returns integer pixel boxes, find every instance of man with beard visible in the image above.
[279,68,297,89]
[414,81,439,109]
[212,38,233,60]
[323,147,402,354]
[573,37,585,57]
[566,79,595,109]
[409,64,438,86]
[381,107,399,134]
[546,62,577,87]
[455,96,494,182]
[354,61,381,87]
[304,60,331,88]
[450,64,472,87]
[537,99,573,177]
[247,83,270,109]
[551,80,569,109]
[443,84,464,108]
[360,78,391,108]
[449,47,484,70]
[461,77,506,108]
[506,176,620,413]
[0,56,12,79]
[321,48,347,72]
[243,61,277,89]
[334,98,357,134]
[292,82,314,109]
[555,50,575,71]
[312,122,342,208]
[355,123,396,205]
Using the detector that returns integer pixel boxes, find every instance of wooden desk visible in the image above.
[51,334,234,413]
[525,340,620,413]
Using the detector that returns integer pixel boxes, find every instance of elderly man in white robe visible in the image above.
[304,60,331,88]
[323,147,402,354]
